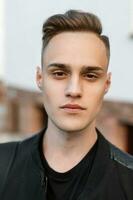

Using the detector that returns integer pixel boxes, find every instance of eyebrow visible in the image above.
[47,63,70,70]
[47,62,104,72]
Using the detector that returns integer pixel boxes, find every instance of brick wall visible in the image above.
[0,83,133,154]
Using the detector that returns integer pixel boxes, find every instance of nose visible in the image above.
[65,75,82,98]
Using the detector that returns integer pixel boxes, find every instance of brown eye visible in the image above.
[84,73,98,80]
[52,71,67,79]
[55,72,65,76]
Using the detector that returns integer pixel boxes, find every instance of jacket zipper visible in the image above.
[40,172,48,199]
[44,176,48,194]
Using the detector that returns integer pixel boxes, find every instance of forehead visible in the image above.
[43,32,108,69]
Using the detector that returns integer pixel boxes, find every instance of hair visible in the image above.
[41,9,110,66]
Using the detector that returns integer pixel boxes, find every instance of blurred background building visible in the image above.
[0,0,133,154]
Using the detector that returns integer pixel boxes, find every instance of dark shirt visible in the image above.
[40,137,98,200]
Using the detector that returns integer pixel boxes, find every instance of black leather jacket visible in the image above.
[0,129,133,200]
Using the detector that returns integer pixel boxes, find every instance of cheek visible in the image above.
[85,83,106,110]
[42,80,65,105]
[88,83,105,99]
[85,85,105,119]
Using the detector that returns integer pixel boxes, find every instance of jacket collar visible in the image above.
[31,128,111,194]
[78,130,112,198]
[31,128,46,173]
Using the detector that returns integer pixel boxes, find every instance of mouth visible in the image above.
[60,104,86,113]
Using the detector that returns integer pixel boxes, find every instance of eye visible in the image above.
[52,70,67,79]
[84,73,98,80]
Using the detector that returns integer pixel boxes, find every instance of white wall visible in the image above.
[0,0,5,80]
[4,0,133,102]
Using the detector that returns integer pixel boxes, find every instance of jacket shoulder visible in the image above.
[0,129,42,163]
[0,131,40,156]
[0,141,19,163]
[109,143,133,170]
[0,131,42,189]
[0,141,19,187]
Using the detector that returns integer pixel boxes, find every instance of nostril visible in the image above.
[66,92,81,98]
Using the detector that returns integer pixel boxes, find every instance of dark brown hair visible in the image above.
[41,10,110,66]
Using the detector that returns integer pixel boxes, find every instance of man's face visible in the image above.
[36,32,111,133]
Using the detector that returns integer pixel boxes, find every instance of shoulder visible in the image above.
[107,141,133,193]
[0,130,43,189]
[0,129,43,162]
[109,142,133,170]
[97,130,133,171]
[0,141,19,161]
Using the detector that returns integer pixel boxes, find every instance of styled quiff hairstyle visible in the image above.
[41,9,110,66]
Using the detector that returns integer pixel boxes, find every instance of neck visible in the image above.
[42,121,97,173]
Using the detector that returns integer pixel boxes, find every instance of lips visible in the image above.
[60,104,86,110]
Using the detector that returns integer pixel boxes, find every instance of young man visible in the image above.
[0,10,133,200]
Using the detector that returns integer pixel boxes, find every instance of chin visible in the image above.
[55,121,91,133]
[50,114,95,133]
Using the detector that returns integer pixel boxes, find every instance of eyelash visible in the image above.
[83,73,98,80]
[52,71,67,78]
[51,70,99,81]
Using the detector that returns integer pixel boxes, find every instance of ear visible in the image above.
[36,66,43,91]
[104,72,111,94]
